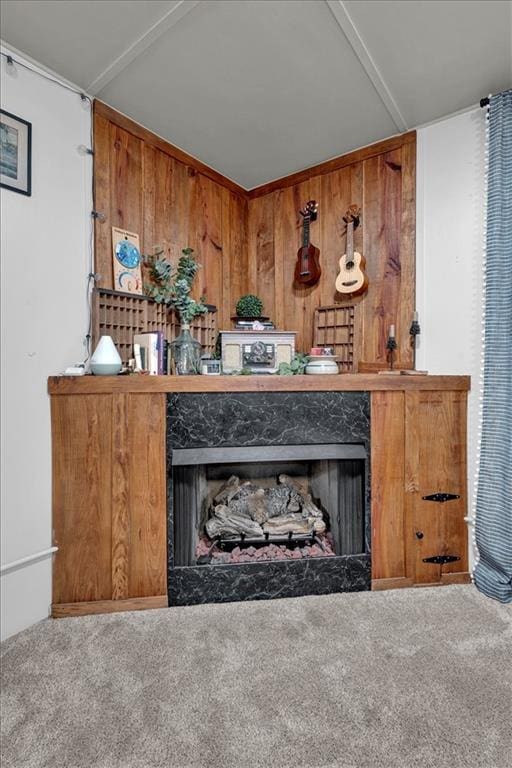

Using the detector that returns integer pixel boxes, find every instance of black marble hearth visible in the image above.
[167,391,371,606]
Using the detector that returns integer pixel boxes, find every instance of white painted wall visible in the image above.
[1,48,92,640]
[416,107,486,567]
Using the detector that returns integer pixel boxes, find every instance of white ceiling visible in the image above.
[1,0,511,189]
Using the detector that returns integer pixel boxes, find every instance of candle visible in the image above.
[389,325,395,338]
[413,311,418,322]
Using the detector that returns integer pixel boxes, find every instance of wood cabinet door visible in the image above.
[405,391,468,585]
[371,391,408,585]
[52,395,113,604]
[52,393,167,608]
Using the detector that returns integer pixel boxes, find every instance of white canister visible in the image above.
[305,357,339,375]
[90,335,122,375]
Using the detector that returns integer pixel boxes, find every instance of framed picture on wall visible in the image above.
[112,227,143,295]
[0,109,32,196]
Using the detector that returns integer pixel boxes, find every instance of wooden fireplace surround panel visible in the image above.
[48,375,470,617]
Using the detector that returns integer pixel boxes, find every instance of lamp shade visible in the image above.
[90,335,122,375]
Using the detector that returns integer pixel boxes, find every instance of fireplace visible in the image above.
[167,392,371,605]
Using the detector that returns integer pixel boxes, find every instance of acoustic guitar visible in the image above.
[294,200,321,287]
[335,205,368,296]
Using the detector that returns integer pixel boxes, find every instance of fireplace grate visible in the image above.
[197,531,326,564]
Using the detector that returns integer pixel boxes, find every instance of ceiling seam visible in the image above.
[325,0,408,132]
[86,0,202,96]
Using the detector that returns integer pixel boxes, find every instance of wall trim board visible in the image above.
[247,131,417,199]
[94,100,248,198]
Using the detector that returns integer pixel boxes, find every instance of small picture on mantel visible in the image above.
[112,227,143,295]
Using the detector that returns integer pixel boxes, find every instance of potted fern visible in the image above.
[145,247,208,374]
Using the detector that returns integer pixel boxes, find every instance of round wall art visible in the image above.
[111,227,143,295]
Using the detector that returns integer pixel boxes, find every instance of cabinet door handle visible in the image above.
[415,531,424,539]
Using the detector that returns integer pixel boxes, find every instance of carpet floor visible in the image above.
[1,585,511,768]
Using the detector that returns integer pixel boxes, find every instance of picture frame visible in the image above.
[0,109,32,196]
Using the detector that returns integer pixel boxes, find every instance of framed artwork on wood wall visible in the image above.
[0,109,32,196]
[112,227,143,295]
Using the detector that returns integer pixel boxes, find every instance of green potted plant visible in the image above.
[235,294,264,318]
[277,353,310,376]
[145,247,208,374]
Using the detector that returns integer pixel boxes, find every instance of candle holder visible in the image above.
[386,335,398,370]
[409,318,421,370]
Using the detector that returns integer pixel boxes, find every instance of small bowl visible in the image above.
[305,358,339,375]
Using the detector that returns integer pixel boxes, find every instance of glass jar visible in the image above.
[170,324,202,375]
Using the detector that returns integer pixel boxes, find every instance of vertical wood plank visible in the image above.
[221,188,232,330]
[52,395,113,603]
[361,151,401,367]
[227,192,249,321]
[440,391,468,576]
[169,160,191,265]
[109,123,144,238]
[273,186,295,336]
[320,167,352,308]
[111,394,130,599]
[371,391,406,580]
[303,176,322,351]
[126,394,167,597]
[144,148,174,263]
[399,139,416,369]
[189,172,224,310]
[93,114,112,288]
[248,194,275,321]
[142,144,155,259]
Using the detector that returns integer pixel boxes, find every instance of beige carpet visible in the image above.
[1,585,511,768]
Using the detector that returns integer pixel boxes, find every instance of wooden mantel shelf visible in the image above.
[48,373,470,395]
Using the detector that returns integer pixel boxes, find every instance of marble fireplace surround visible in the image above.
[166,391,371,606]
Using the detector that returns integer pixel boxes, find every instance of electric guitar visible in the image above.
[335,205,368,296]
[294,200,321,287]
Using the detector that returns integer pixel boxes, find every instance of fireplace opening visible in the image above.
[171,444,366,568]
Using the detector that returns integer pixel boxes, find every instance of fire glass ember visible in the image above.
[196,534,336,564]
[197,473,335,564]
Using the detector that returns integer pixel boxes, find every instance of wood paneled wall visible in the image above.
[94,102,248,331]
[247,132,416,362]
[94,101,416,366]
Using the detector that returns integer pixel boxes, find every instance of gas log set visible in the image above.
[196,473,336,564]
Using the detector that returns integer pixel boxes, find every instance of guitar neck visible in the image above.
[346,221,354,259]
[302,217,310,248]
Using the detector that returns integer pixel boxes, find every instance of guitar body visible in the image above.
[335,251,368,295]
[294,243,321,286]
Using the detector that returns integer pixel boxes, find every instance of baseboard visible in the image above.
[371,577,414,591]
[51,595,168,618]
[412,572,472,588]
[440,572,472,585]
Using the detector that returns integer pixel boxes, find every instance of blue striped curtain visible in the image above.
[474,90,512,603]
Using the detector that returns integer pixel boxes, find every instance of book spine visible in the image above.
[156,331,164,375]
[162,340,169,376]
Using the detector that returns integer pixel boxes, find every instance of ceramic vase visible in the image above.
[90,335,122,375]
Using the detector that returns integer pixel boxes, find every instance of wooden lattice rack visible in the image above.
[313,305,355,372]
[92,288,217,364]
